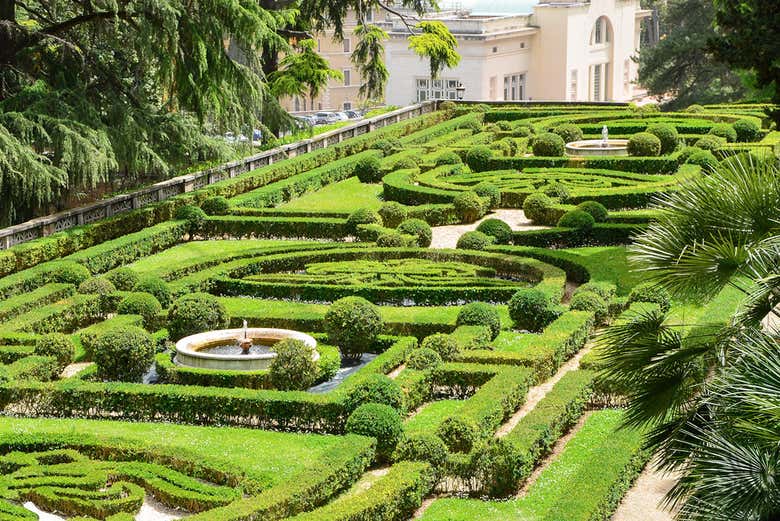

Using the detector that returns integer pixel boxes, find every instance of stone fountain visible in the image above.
[565,125,629,156]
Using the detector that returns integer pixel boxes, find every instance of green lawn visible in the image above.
[404,400,463,435]
[280,176,383,212]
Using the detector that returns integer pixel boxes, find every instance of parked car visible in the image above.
[345,110,362,119]
[333,112,350,121]
[294,115,317,127]
[314,112,339,124]
[223,132,249,143]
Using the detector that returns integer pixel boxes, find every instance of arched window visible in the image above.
[591,17,611,45]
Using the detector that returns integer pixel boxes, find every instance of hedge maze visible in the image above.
[0,101,773,520]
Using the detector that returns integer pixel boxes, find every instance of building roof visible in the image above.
[438,0,539,15]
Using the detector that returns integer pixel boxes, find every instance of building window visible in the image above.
[365,9,373,22]
[343,39,351,53]
[592,64,602,101]
[294,97,301,112]
[569,70,578,101]
[344,101,352,110]
[492,46,498,53]
[503,73,526,101]
[594,20,602,44]
[416,78,461,102]
[317,39,321,52]
[489,76,497,100]
[592,17,611,45]
[520,42,525,49]
[343,69,351,86]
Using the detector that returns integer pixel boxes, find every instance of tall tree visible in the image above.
[270,39,343,109]
[408,20,460,100]
[352,24,390,103]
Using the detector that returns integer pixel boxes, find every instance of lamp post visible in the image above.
[456,82,465,100]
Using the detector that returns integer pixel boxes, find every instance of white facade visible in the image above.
[383,0,650,106]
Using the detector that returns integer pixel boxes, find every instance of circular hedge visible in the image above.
[532,132,565,157]
[435,151,462,166]
[552,123,583,144]
[456,302,501,340]
[378,202,407,229]
[393,433,448,470]
[346,208,381,234]
[133,276,172,308]
[372,138,402,154]
[686,150,719,171]
[106,267,140,291]
[436,416,478,453]
[476,218,512,244]
[576,201,608,223]
[269,338,318,391]
[733,119,760,142]
[200,196,231,216]
[557,209,595,229]
[694,135,724,151]
[627,132,661,156]
[473,182,501,208]
[376,232,408,247]
[453,191,485,223]
[324,296,383,361]
[708,123,737,142]
[508,288,559,332]
[542,182,570,201]
[628,283,671,313]
[50,261,91,285]
[78,276,116,295]
[93,326,155,382]
[569,290,609,324]
[355,155,383,183]
[456,231,493,251]
[522,192,553,224]
[397,219,432,247]
[420,333,459,361]
[34,333,75,371]
[117,292,163,327]
[465,145,493,172]
[167,293,229,340]
[175,205,207,232]
[646,123,679,154]
[406,348,443,370]
[345,403,403,462]
[344,373,403,411]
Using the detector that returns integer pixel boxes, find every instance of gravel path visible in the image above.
[611,463,678,521]
[429,209,547,249]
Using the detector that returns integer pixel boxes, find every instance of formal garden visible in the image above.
[0,101,777,520]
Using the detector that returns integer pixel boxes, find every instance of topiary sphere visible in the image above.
[439,100,457,112]
[393,157,418,170]
[200,196,231,216]
[93,326,155,382]
[435,151,462,166]
[397,219,432,248]
[465,145,493,172]
[732,119,761,142]
[685,104,705,113]
[371,138,402,154]
[573,281,616,300]
[78,276,116,295]
[117,292,163,328]
[174,205,207,232]
[542,182,570,201]
[34,333,75,371]
[496,120,513,131]
[569,290,609,324]
[458,117,483,131]
[50,261,91,285]
[133,276,172,308]
[628,283,672,313]
[476,218,512,245]
[522,192,553,224]
[344,373,404,411]
[512,126,533,138]
[456,230,493,251]
[708,123,737,143]
[576,201,609,223]
[436,416,478,453]
[345,403,403,462]
[686,150,719,172]
[627,132,661,156]
[269,338,318,391]
[552,123,583,144]
[406,348,443,370]
[694,135,725,151]
[453,191,485,223]
[355,154,383,183]
[646,124,679,155]
[557,209,595,230]
[420,333,459,361]
[532,132,565,157]
[456,302,501,340]
[167,292,229,340]
[473,182,501,208]
[105,267,140,291]
[508,288,560,332]
[324,297,383,361]
[378,202,408,229]
[346,208,381,234]
[376,232,408,247]
[393,433,448,470]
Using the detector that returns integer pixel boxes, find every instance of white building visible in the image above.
[382,0,651,105]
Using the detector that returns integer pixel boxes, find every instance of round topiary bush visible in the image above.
[420,333,459,361]
[50,261,91,285]
[200,196,231,216]
[371,138,402,154]
[345,403,403,462]
[34,333,75,371]
[456,230,493,251]
[646,123,679,155]
[435,151,462,166]
[397,219,432,247]
[344,373,404,411]
[542,182,570,201]
[694,135,725,151]
[573,281,615,300]
[439,100,457,112]
[174,205,207,232]
[406,348,443,370]
[732,119,761,142]
[105,267,140,291]
[628,283,672,313]
[456,302,501,340]
[378,202,407,229]
[532,132,565,157]
[496,120,513,131]
[465,145,493,172]
[93,326,155,382]
[522,192,553,224]
[576,201,608,223]
[167,292,229,340]
[708,123,737,143]
[686,150,719,172]
[346,208,381,234]
[453,191,485,223]
[552,123,583,144]
[685,104,705,113]
[569,290,609,324]
[117,293,162,327]
[133,276,172,308]
[557,209,595,230]
[393,433,448,470]
[376,232,408,247]
[324,296,383,361]
[355,155,383,183]
[508,288,560,332]
[473,182,501,208]
[78,276,116,295]
[436,416,478,453]
[394,157,419,171]
[627,132,661,156]
[476,218,511,245]
[269,338,318,390]
[512,126,533,138]
[458,116,484,131]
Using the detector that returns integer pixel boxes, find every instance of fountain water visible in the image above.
[564,125,629,156]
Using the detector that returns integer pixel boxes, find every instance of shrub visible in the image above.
[174,205,207,232]
[347,208,381,233]
[552,123,583,143]
[324,296,383,361]
[376,232,408,247]
[133,276,172,308]
[573,282,616,300]
[732,119,761,142]
[93,326,155,382]
[355,155,383,183]
[557,209,595,229]
[465,145,493,172]
[677,146,698,163]
[476,218,512,244]
[543,182,570,201]
[397,219,432,247]
[576,201,609,223]
[569,291,609,323]
[439,100,457,112]
[393,434,448,470]
[473,182,501,208]
[628,283,671,313]
[34,333,75,371]
[458,117,483,131]
[167,293,229,340]
[436,417,478,453]
[117,293,163,327]
[200,196,231,216]
[496,120,513,131]
[522,192,553,223]
[435,151,462,166]
[508,288,559,332]
[453,191,485,223]
[646,124,679,154]
[420,333,459,361]
[378,202,408,228]
[627,132,661,156]
[456,231,493,250]
[512,126,532,138]
[694,135,725,151]
[532,132,565,157]
[406,348,443,370]
[344,374,404,410]
[708,123,737,142]
[685,104,705,113]
[393,157,418,170]
[78,276,116,295]
[372,138,402,154]
[269,338,318,391]
[50,261,91,285]
[456,302,501,340]
[345,403,403,462]
[106,267,140,291]
[686,150,719,171]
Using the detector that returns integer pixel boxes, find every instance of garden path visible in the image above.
[429,209,547,249]
[611,463,678,521]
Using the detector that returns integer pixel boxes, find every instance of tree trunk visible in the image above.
[0,0,14,22]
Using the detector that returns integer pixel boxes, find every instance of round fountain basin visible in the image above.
[565,139,629,157]
[175,328,318,371]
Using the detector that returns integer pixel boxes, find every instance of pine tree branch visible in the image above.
[377,1,418,34]
[43,9,134,35]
